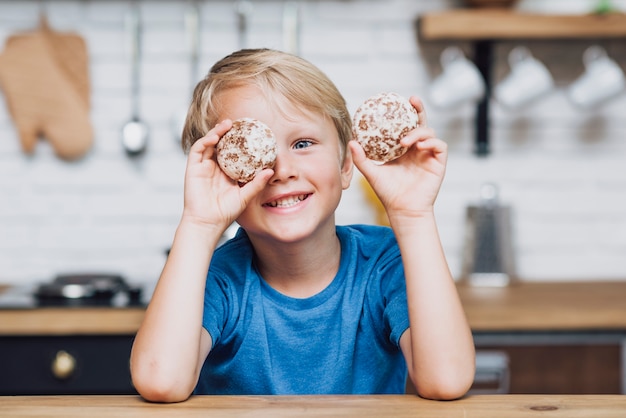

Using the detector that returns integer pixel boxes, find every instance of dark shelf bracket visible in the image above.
[474,40,493,157]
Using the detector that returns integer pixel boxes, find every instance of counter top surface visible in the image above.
[0,395,625,417]
[1,281,626,335]
[458,281,626,332]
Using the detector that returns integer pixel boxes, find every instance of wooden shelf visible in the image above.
[419,10,626,41]
[418,10,626,156]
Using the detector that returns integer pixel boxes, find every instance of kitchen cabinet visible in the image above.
[417,10,626,155]
[460,281,626,394]
[474,343,621,394]
[0,335,135,395]
[0,302,144,395]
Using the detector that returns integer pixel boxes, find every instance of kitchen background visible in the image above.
[0,0,625,286]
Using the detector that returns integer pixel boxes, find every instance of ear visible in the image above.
[340,147,354,190]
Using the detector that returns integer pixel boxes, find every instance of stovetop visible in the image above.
[0,283,151,309]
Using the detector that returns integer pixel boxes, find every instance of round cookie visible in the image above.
[352,92,419,163]
[217,118,277,184]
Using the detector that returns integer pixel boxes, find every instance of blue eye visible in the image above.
[293,139,313,150]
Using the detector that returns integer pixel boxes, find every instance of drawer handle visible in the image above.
[51,350,76,380]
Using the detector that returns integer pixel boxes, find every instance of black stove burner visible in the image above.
[0,274,145,309]
[35,274,142,307]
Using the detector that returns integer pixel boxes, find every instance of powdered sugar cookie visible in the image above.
[352,92,419,163]
[217,118,277,184]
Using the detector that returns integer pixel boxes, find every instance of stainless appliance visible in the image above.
[461,183,517,286]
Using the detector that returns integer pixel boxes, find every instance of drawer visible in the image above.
[0,335,137,395]
[475,344,622,394]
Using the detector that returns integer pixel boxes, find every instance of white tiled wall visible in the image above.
[1,0,625,284]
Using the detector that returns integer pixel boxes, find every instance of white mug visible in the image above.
[429,46,485,109]
[494,46,554,109]
[568,45,625,109]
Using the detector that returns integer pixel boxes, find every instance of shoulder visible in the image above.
[337,224,398,253]
[337,224,401,273]
[337,223,394,240]
[207,227,255,289]
[212,228,253,266]
[203,228,257,322]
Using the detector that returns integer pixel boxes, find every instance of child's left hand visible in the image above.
[349,96,447,221]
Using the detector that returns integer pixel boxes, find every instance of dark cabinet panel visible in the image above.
[476,344,621,394]
[0,335,137,395]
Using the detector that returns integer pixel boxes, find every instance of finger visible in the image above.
[348,140,365,162]
[400,126,436,147]
[348,140,383,184]
[239,168,274,202]
[416,136,448,156]
[190,120,230,152]
[410,96,428,127]
[348,140,370,172]
[190,120,232,163]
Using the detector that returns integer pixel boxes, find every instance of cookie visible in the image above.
[352,92,419,163]
[217,118,277,184]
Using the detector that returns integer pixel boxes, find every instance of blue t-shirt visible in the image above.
[195,224,409,395]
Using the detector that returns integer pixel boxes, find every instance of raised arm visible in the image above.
[349,97,475,400]
[130,120,273,402]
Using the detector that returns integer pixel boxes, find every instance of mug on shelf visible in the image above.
[494,46,554,109]
[567,45,625,109]
[429,46,486,109]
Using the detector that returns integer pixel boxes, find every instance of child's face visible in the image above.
[217,84,353,244]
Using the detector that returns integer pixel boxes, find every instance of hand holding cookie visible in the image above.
[350,93,447,219]
[182,119,275,231]
[216,118,277,184]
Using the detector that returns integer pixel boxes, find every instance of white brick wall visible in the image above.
[1,0,625,285]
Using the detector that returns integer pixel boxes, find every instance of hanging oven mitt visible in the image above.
[0,17,92,160]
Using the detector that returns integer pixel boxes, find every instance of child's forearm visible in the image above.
[391,212,475,400]
[130,219,221,402]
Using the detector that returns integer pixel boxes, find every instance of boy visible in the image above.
[130,48,475,401]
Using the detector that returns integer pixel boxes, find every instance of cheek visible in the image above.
[235,204,257,229]
[311,157,344,184]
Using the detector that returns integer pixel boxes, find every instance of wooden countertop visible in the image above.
[458,281,626,332]
[1,281,626,335]
[0,307,145,335]
[0,395,625,417]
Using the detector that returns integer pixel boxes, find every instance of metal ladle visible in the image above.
[236,0,253,50]
[282,1,300,55]
[121,2,149,156]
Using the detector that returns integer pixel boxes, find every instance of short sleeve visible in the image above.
[380,258,410,347]
[202,271,230,348]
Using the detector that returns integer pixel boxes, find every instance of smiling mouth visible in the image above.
[264,194,310,208]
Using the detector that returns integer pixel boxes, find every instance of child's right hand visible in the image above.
[181,119,274,233]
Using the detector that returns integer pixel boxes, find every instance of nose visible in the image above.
[269,146,298,184]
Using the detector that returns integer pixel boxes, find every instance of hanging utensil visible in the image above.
[171,0,200,143]
[235,0,253,50]
[282,1,300,55]
[121,2,149,156]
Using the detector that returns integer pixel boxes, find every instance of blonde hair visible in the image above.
[181,48,351,160]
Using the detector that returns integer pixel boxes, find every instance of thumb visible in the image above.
[239,168,274,204]
[348,140,376,181]
[18,126,39,154]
